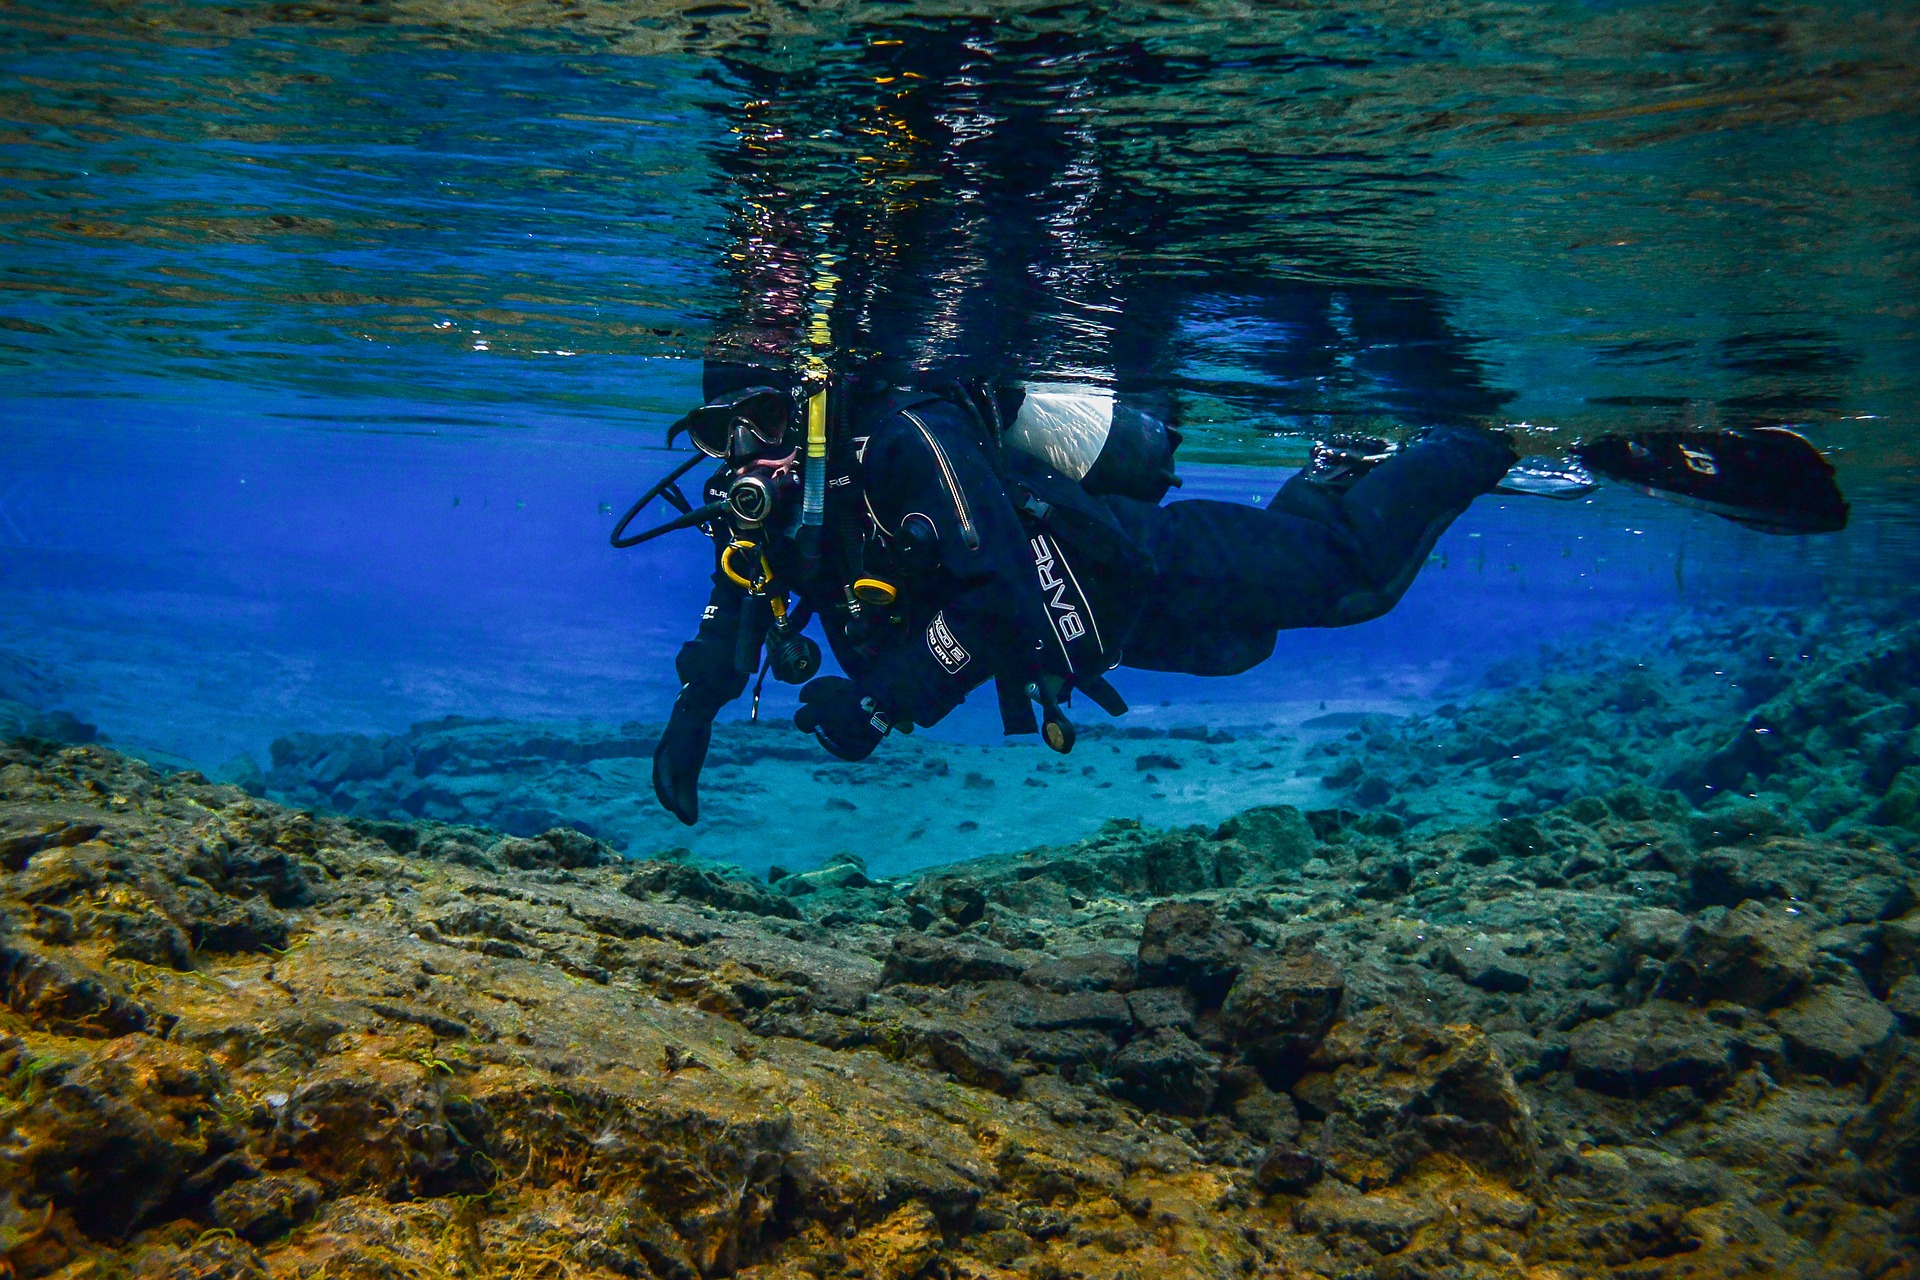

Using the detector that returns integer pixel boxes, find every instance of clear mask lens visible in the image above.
[672,387,792,459]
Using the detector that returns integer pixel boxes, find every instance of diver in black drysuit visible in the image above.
[649,373,1516,824]
[647,19,1524,822]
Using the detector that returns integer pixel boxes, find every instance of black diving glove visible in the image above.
[652,689,719,825]
[794,676,889,762]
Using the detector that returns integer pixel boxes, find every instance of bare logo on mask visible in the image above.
[926,611,970,674]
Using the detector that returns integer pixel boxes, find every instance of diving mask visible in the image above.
[668,386,793,460]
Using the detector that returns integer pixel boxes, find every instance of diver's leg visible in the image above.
[1296,426,1516,623]
[1106,427,1514,674]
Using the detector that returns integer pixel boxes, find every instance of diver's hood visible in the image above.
[702,360,804,404]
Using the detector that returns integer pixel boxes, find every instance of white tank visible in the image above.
[1004,383,1117,481]
[1001,382,1182,502]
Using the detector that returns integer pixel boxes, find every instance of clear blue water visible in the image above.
[2,0,1917,858]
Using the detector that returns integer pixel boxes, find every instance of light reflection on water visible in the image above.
[1,0,1915,455]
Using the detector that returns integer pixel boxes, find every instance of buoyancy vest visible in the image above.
[839,381,1158,738]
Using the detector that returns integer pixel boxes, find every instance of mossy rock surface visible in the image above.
[0,729,1916,1278]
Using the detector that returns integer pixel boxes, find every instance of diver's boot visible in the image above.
[1300,435,1396,494]
[1496,454,1599,500]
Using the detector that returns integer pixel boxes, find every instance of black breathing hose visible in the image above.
[610,454,716,548]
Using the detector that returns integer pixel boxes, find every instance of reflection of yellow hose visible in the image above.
[799,279,830,547]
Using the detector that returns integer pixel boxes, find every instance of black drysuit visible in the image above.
[669,392,1517,740]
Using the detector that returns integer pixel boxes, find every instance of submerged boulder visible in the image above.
[1212,804,1318,872]
[1136,901,1247,1002]
[621,860,800,919]
[1771,982,1897,1081]
[1655,900,1815,1009]
[211,1173,324,1245]
[1568,1002,1738,1096]
[1612,906,1690,989]
[880,933,1025,987]
[1436,935,1533,992]
[1293,1010,1537,1186]
[1107,1028,1220,1116]
[1222,948,1345,1079]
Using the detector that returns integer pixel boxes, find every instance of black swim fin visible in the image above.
[1572,427,1848,535]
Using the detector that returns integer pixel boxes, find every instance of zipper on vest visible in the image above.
[904,409,980,551]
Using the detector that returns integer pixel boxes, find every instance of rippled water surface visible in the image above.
[5,0,1917,441]
[2,0,1918,800]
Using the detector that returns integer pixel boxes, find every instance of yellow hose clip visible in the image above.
[721,539,773,592]
[851,577,898,606]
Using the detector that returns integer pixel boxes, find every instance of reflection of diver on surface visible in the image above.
[1326,424,1848,534]
[1571,428,1848,534]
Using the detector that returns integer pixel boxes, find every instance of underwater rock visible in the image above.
[1770,981,1897,1080]
[495,826,621,870]
[1291,1179,1441,1255]
[1135,900,1247,1002]
[1297,1010,1537,1187]
[1654,900,1815,1009]
[0,1033,229,1239]
[1435,934,1532,992]
[1126,984,1197,1034]
[622,860,801,919]
[1612,906,1689,983]
[211,1172,323,1244]
[0,693,98,749]
[1849,1039,1920,1199]
[1567,1002,1738,1095]
[1021,949,1135,993]
[1221,948,1345,1079]
[1106,1027,1219,1116]
[843,1200,943,1280]
[779,863,872,896]
[1880,909,1920,987]
[879,933,1025,987]
[1211,804,1318,869]
[1886,975,1920,1030]
[1302,606,1920,867]
[3,727,1918,1277]
[1251,1139,1322,1194]
[916,1026,1021,1095]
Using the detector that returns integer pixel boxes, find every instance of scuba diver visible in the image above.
[621,370,1846,825]
[623,16,1849,824]
[628,369,1496,824]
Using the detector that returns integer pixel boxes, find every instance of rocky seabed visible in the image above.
[1,602,1918,1278]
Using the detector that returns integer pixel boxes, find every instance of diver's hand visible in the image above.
[794,676,888,762]
[652,693,716,825]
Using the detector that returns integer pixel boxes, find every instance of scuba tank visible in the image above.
[998,382,1183,503]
